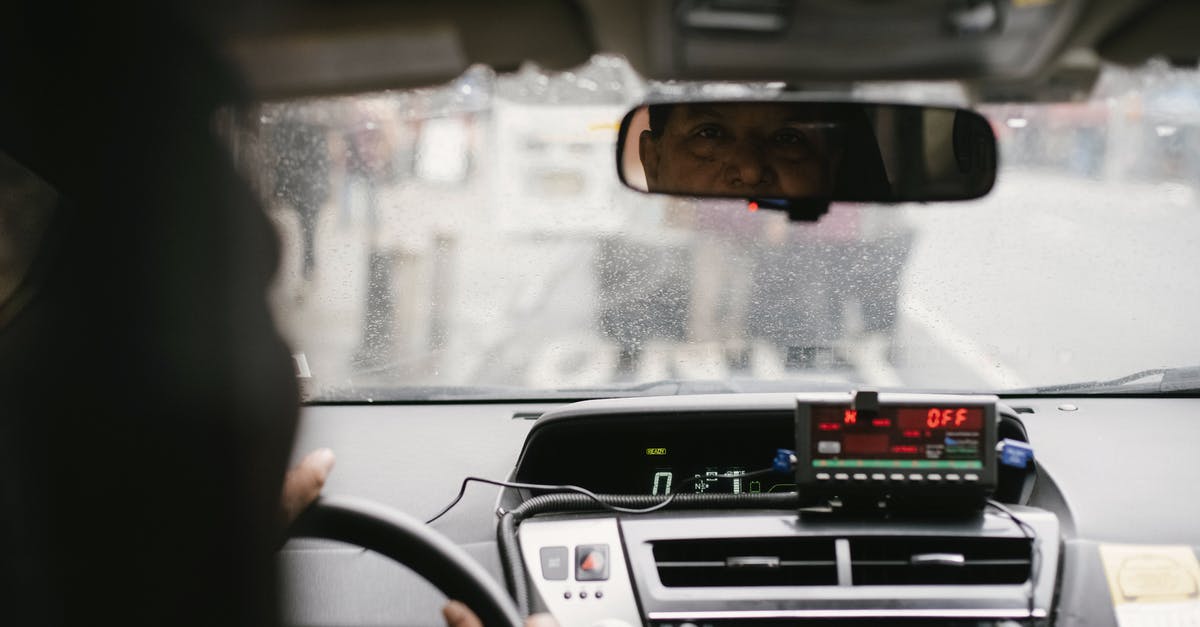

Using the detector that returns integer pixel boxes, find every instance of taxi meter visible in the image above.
[796,391,999,514]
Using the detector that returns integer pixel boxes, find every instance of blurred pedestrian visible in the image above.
[267,117,331,283]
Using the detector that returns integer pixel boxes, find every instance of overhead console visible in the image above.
[505,392,1054,626]
[629,0,1086,83]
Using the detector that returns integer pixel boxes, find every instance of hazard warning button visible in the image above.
[575,544,610,581]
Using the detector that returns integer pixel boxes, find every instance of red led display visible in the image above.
[843,434,890,455]
[810,404,985,461]
[897,407,983,431]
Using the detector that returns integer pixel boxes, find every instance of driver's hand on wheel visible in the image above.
[443,601,558,627]
[281,448,336,524]
[283,455,540,627]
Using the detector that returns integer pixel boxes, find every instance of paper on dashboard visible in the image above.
[1100,543,1200,627]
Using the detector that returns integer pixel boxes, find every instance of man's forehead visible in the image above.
[672,103,828,125]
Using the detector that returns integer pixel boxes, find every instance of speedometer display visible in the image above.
[645,461,794,496]
[513,410,795,495]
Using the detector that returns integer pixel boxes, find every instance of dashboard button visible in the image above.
[594,590,604,599]
[540,546,568,581]
[890,473,906,481]
[945,473,961,482]
[927,473,943,482]
[852,473,868,481]
[908,474,924,482]
[871,473,887,481]
[815,472,831,481]
[818,441,842,454]
[833,473,850,481]
[964,473,980,482]
[576,545,610,581]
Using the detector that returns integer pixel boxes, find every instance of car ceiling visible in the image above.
[209,0,1200,102]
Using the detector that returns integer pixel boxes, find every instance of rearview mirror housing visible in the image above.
[617,100,997,212]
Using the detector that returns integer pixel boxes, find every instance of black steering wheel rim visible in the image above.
[289,495,523,627]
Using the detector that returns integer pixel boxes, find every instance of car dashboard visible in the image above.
[283,393,1200,627]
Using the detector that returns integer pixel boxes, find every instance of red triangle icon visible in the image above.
[581,552,603,571]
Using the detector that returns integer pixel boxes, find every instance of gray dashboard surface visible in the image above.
[282,395,1200,626]
[287,403,556,544]
[284,402,554,627]
[1014,397,1200,544]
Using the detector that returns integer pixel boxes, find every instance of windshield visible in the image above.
[229,57,1200,401]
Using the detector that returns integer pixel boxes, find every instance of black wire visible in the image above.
[426,466,779,525]
[425,477,676,524]
[988,499,1041,622]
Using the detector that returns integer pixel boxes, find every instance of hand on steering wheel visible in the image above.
[444,600,557,627]
[282,451,541,627]
[282,448,336,524]
[289,495,526,627]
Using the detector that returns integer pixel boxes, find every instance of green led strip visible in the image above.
[813,459,983,469]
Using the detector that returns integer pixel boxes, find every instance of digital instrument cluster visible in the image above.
[512,411,795,495]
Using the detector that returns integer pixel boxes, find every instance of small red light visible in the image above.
[817,422,842,431]
[891,445,919,454]
[871,418,891,428]
[902,430,922,438]
[844,410,857,425]
[748,201,759,212]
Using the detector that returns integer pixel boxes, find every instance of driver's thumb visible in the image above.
[282,448,336,523]
[525,613,559,627]
[442,601,483,627]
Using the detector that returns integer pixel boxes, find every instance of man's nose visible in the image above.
[726,140,771,187]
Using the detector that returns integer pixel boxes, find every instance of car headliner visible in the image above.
[203,0,1200,102]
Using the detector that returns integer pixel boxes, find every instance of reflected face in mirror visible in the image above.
[638,103,845,198]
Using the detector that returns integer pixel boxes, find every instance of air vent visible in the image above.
[652,537,837,587]
[849,536,1031,586]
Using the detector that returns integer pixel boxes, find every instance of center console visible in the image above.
[505,392,1056,627]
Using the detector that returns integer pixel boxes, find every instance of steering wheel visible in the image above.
[289,495,523,627]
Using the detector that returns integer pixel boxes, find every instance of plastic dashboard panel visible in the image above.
[280,395,1200,627]
[509,394,1055,625]
[619,509,1059,623]
[511,393,1029,503]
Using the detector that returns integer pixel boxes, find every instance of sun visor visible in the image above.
[1098,0,1200,68]
[219,0,595,99]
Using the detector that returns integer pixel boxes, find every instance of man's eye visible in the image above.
[693,126,723,139]
[773,129,806,145]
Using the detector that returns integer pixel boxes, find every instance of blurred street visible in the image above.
[248,58,1200,399]
[268,166,1200,397]
[892,172,1200,390]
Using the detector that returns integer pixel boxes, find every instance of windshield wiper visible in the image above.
[552,378,740,396]
[303,379,742,402]
[1007,366,1200,395]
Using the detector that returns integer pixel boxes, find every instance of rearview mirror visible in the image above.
[617,101,997,210]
